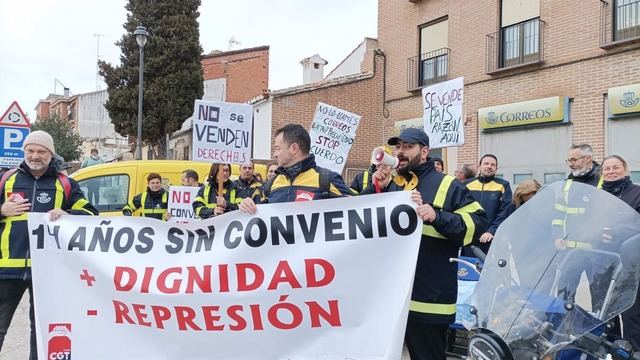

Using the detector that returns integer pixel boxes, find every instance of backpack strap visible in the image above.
[0,169,70,202]
[56,173,72,202]
[0,169,18,194]
[318,168,331,199]
[262,176,277,199]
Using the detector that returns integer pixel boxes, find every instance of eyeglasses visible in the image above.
[565,155,586,164]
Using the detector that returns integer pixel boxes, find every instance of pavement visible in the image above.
[0,293,29,359]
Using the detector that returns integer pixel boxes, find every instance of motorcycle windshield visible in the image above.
[465,181,640,355]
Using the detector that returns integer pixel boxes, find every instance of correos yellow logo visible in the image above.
[620,90,640,109]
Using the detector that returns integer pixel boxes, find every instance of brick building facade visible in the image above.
[263,50,386,181]
[201,46,269,103]
[168,46,270,161]
[378,0,640,184]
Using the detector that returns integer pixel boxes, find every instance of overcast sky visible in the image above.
[0,0,377,119]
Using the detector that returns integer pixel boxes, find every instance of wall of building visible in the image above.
[201,46,269,103]
[377,0,640,184]
[270,52,385,180]
[253,98,273,160]
[326,38,378,80]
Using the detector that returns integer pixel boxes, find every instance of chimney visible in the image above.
[63,87,70,97]
[300,54,328,85]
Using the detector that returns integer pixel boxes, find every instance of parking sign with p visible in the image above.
[0,101,31,167]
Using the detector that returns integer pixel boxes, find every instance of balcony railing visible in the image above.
[486,18,544,74]
[407,48,449,91]
[601,0,640,48]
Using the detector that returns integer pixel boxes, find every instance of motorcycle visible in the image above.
[463,181,640,360]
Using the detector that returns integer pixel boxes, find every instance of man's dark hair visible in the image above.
[275,124,310,155]
[147,173,162,182]
[182,169,199,182]
[90,148,98,154]
[479,154,498,166]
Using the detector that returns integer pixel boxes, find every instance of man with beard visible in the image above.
[462,154,512,256]
[122,173,169,220]
[0,130,98,359]
[566,144,602,187]
[238,124,350,212]
[366,128,487,360]
[550,144,608,346]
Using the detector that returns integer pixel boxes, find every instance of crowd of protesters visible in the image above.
[0,126,639,360]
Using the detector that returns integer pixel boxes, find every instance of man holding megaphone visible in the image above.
[349,146,396,194]
[363,127,487,360]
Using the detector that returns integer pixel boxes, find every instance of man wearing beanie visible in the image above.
[0,130,98,359]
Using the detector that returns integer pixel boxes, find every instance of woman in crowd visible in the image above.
[192,163,233,219]
[600,155,640,350]
[508,179,542,214]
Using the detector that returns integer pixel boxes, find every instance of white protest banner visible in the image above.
[168,186,201,223]
[422,76,464,148]
[309,102,361,174]
[192,100,253,164]
[30,193,421,360]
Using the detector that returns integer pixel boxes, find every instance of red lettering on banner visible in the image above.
[267,261,302,290]
[227,305,247,331]
[152,305,172,329]
[113,259,335,294]
[305,300,342,327]
[236,263,264,291]
[114,267,136,291]
[157,267,182,294]
[305,258,335,287]
[202,306,225,331]
[186,265,212,293]
[219,264,230,292]
[113,300,135,324]
[132,303,152,327]
[249,304,264,330]
[111,300,342,332]
[176,306,201,331]
[141,267,153,293]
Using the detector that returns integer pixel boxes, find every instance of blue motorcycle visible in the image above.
[463,181,640,360]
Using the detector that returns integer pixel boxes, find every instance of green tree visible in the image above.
[31,113,83,162]
[99,0,204,158]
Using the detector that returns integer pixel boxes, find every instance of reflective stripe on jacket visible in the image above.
[380,159,487,324]
[0,162,98,279]
[192,181,233,219]
[265,155,351,204]
[122,190,168,220]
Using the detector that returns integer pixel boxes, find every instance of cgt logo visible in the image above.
[48,323,71,360]
[49,352,71,360]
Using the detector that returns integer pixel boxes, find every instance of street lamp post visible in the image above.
[134,25,149,160]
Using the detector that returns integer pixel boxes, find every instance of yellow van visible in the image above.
[71,160,267,215]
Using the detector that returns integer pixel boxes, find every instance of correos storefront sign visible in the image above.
[608,83,640,116]
[479,96,568,130]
